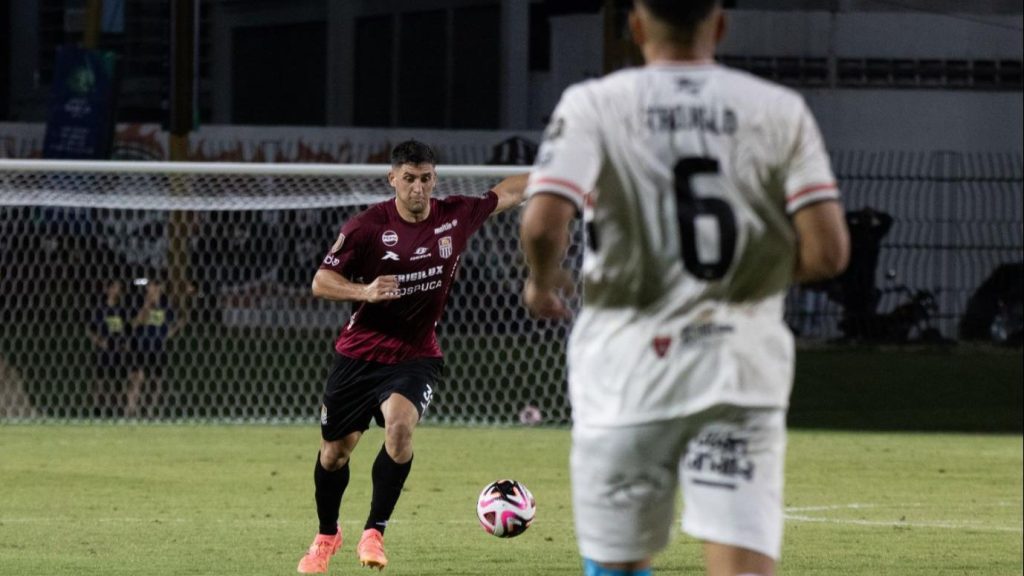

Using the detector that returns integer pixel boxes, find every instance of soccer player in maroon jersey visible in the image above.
[296,140,527,573]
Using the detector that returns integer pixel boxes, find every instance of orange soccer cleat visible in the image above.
[296,529,342,574]
[356,528,388,570]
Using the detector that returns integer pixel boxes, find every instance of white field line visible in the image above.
[783,502,1023,533]
[3,502,1021,532]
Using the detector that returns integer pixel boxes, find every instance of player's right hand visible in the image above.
[363,275,401,303]
[523,272,573,320]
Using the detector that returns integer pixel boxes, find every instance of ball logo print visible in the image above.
[476,479,536,538]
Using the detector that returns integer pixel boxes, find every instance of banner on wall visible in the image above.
[42,45,120,160]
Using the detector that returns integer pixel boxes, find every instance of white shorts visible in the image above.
[571,406,787,563]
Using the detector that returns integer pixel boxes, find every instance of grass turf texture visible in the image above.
[0,425,1020,575]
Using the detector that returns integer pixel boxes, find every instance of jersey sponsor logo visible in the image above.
[411,246,431,261]
[382,230,399,246]
[323,254,340,267]
[393,265,444,296]
[433,219,458,235]
[652,336,672,358]
[675,77,705,94]
[329,232,346,254]
[438,236,453,259]
[382,251,400,261]
[681,322,734,346]
[105,315,125,334]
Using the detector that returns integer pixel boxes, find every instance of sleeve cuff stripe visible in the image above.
[788,183,838,202]
[787,194,840,214]
[529,177,587,198]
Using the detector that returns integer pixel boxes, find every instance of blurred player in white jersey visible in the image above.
[520,2,849,575]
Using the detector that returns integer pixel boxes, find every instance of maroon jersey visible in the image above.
[319,191,499,363]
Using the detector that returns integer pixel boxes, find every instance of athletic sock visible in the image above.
[314,452,350,535]
[363,444,413,535]
[582,558,653,576]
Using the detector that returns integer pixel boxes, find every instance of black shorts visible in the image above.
[132,348,168,377]
[94,351,127,382]
[320,354,443,441]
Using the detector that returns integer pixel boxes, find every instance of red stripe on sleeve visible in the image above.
[789,183,838,202]
[531,177,587,198]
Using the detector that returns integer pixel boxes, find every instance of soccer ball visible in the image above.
[476,479,536,538]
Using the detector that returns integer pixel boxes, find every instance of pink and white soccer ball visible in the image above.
[476,479,536,538]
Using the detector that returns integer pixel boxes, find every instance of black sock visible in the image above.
[364,444,412,535]
[314,452,350,535]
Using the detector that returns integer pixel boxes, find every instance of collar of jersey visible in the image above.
[647,59,717,69]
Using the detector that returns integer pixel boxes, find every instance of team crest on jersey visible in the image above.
[652,336,672,358]
[438,236,453,259]
[382,230,399,246]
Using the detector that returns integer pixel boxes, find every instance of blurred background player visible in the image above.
[127,279,181,419]
[296,140,527,573]
[86,278,129,417]
[520,1,850,576]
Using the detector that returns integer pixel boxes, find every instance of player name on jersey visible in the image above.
[646,104,738,135]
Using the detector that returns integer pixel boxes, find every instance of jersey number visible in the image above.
[673,157,737,281]
[583,157,737,281]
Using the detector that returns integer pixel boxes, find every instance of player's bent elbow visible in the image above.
[311,271,329,298]
[797,242,849,283]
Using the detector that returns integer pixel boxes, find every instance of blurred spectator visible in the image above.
[126,279,182,418]
[86,279,129,416]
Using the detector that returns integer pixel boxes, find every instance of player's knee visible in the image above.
[384,419,414,449]
[319,442,352,470]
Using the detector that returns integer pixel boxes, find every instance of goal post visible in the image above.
[0,159,572,425]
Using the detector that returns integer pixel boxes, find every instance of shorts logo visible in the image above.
[438,236,453,259]
[420,384,434,414]
[320,404,328,425]
[382,230,399,246]
[685,429,755,490]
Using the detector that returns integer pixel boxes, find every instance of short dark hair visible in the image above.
[636,0,719,31]
[391,140,437,167]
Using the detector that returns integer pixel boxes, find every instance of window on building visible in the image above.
[354,3,500,129]
[397,10,447,128]
[529,2,551,72]
[354,15,394,128]
[451,4,500,128]
[231,21,326,125]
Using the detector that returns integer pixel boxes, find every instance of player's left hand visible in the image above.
[523,272,573,320]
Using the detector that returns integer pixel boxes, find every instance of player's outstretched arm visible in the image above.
[792,199,850,284]
[312,269,400,303]
[520,193,576,319]
[490,173,530,215]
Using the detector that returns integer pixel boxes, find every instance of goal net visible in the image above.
[2,153,1021,423]
[0,160,574,424]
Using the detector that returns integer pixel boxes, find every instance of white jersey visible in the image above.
[526,62,840,426]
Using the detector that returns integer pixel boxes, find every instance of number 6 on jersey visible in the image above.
[673,156,737,281]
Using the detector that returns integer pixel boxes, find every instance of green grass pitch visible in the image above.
[0,425,1020,575]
